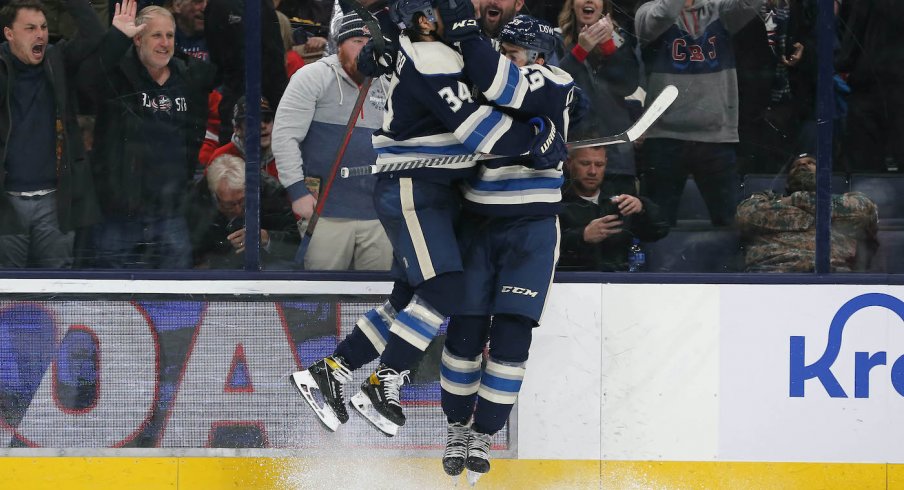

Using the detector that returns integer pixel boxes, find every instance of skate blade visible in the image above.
[466,469,486,486]
[350,391,399,437]
[290,371,341,431]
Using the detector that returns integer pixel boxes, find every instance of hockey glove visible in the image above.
[357,35,398,77]
[438,0,481,43]
[528,117,567,170]
[568,85,592,125]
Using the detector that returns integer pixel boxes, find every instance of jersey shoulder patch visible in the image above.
[398,35,464,75]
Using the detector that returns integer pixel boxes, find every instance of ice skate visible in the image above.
[443,421,470,480]
[289,355,352,431]
[465,429,492,486]
[350,365,410,437]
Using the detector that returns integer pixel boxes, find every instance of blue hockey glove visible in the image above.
[528,116,567,170]
[438,0,481,43]
[357,35,398,77]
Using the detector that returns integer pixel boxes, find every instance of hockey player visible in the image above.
[290,0,568,438]
[434,11,576,484]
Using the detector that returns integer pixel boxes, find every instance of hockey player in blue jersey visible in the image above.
[434,11,577,484]
[290,0,568,438]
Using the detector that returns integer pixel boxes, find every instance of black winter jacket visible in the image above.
[186,172,300,269]
[558,30,641,176]
[558,181,670,271]
[205,0,288,143]
[0,0,102,234]
[91,29,218,217]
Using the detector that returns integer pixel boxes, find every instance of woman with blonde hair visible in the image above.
[556,0,640,180]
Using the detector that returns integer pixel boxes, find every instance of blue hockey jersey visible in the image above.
[372,35,542,183]
[455,38,576,217]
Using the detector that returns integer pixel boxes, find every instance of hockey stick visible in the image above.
[340,84,679,178]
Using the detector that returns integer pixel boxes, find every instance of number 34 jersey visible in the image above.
[371,34,540,183]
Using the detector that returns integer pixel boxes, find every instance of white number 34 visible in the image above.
[438,82,474,113]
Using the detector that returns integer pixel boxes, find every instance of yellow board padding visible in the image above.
[0,458,898,490]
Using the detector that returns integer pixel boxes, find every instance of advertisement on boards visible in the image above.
[720,286,904,463]
[0,299,508,451]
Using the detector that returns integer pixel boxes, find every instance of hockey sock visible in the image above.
[380,273,463,372]
[333,282,415,370]
[472,314,533,435]
[387,280,416,312]
[334,300,398,370]
[441,315,491,424]
[379,294,445,371]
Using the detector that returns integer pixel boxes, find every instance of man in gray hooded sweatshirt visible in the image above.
[635,0,763,226]
[272,11,392,271]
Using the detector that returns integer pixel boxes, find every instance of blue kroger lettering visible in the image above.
[789,293,904,398]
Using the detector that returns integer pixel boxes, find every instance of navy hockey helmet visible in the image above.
[389,0,437,30]
[498,15,557,61]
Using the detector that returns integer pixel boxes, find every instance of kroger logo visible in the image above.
[790,293,904,398]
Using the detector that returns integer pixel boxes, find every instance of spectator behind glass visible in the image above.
[170,0,207,61]
[272,0,306,76]
[272,11,392,271]
[277,0,334,44]
[733,0,817,175]
[635,0,763,226]
[836,0,904,173]
[187,154,299,269]
[736,153,879,272]
[478,0,523,37]
[557,0,640,179]
[0,0,103,269]
[206,95,278,177]
[90,2,218,268]
[559,145,669,271]
[42,0,107,42]
[205,0,287,145]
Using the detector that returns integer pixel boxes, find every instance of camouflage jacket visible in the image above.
[736,190,879,272]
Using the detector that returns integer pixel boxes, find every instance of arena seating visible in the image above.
[661,173,904,273]
[850,174,904,226]
[643,225,742,273]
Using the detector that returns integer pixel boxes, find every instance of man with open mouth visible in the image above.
[0,0,107,269]
[478,0,523,37]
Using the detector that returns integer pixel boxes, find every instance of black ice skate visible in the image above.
[350,365,410,437]
[290,355,352,431]
[465,429,493,486]
[442,421,470,478]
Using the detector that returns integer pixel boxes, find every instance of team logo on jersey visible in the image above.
[151,95,173,113]
[140,93,188,113]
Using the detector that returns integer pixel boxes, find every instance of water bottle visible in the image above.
[627,238,645,272]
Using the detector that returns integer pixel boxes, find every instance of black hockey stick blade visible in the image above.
[340,84,678,178]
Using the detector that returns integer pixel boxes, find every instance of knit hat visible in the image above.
[335,12,370,45]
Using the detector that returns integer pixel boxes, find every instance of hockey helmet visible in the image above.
[498,15,557,60]
[389,0,438,30]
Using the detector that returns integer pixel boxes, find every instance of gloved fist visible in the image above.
[438,0,481,43]
[528,116,567,170]
[357,35,398,77]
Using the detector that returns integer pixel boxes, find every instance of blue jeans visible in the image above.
[92,215,192,269]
